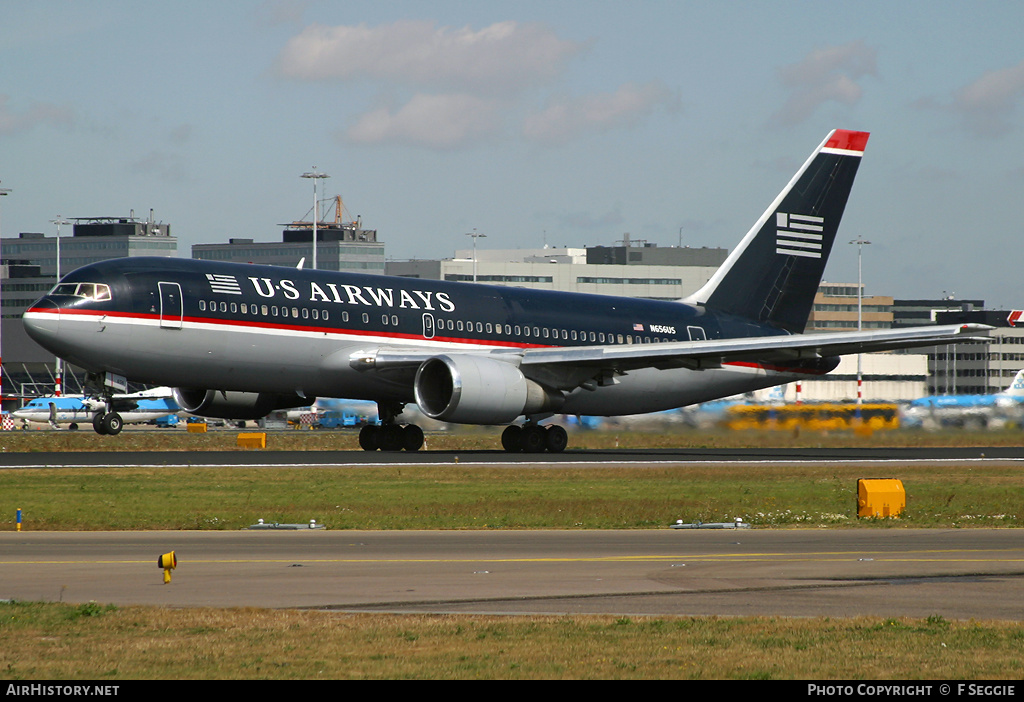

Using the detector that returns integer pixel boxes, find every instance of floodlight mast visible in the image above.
[301,168,330,270]
[0,182,10,404]
[466,229,487,282]
[50,216,70,396]
[849,237,872,409]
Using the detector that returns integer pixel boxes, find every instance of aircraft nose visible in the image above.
[23,298,61,345]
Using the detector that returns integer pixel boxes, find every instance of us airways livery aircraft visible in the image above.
[23,130,988,451]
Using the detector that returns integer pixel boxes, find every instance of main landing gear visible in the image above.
[358,401,425,452]
[358,423,424,452]
[92,411,123,435]
[500,423,567,453]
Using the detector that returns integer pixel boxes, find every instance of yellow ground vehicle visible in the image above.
[723,403,900,431]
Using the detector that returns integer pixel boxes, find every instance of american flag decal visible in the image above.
[633,323,644,331]
[206,273,242,295]
[776,212,824,259]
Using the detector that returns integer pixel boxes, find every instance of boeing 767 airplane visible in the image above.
[23,130,989,451]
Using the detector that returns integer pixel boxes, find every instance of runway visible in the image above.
[2,529,1022,619]
[1,444,1023,468]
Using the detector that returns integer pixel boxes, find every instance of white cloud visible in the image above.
[770,41,876,127]
[256,0,313,27]
[278,19,674,149]
[345,93,503,149]
[523,82,680,144]
[950,59,1024,137]
[557,206,624,231]
[275,19,581,94]
[0,95,72,136]
[129,150,187,183]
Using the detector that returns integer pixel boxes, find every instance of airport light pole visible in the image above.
[0,182,9,230]
[301,168,330,270]
[466,229,486,282]
[0,182,10,407]
[850,237,871,410]
[50,216,70,396]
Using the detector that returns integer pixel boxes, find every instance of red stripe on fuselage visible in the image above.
[24,306,556,350]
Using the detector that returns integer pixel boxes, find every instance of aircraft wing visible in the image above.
[352,323,990,384]
[517,323,991,373]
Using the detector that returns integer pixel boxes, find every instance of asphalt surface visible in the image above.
[2,528,1022,619]
[1,445,1022,467]
[2,446,1022,619]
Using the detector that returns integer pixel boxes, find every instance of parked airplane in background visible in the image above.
[908,370,1024,411]
[903,370,1024,429]
[22,130,990,451]
[13,387,180,432]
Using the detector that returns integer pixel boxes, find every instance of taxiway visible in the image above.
[1,529,1021,619]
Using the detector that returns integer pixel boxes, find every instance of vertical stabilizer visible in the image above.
[683,130,869,333]
[1001,369,1024,398]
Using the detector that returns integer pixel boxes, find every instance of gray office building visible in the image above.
[1,214,177,398]
[193,221,384,274]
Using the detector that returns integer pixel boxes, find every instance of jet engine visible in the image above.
[173,388,312,420]
[413,354,563,425]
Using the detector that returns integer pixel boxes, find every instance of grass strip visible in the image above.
[0,462,1021,531]
[1,602,1022,679]
[4,426,1024,452]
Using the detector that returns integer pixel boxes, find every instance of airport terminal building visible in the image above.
[192,220,384,274]
[1,215,177,397]
[386,242,727,301]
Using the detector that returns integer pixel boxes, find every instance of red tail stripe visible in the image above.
[826,130,869,153]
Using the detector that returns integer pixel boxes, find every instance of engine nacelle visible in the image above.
[173,388,312,420]
[413,354,562,425]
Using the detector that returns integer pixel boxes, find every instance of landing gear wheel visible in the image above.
[544,425,568,453]
[378,425,405,452]
[93,414,108,435]
[359,424,424,451]
[521,424,547,453]
[501,425,523,453]
[101,412,123,436]
[358,425,380,451]
[401,424,424,452]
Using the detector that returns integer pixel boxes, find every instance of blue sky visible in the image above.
[2,1,1023,307]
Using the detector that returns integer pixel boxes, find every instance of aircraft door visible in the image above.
[687,326,707,341]
[422,313,435,339]
[158,282,183,329]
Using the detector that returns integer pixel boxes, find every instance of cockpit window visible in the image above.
[50,282,112,301]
